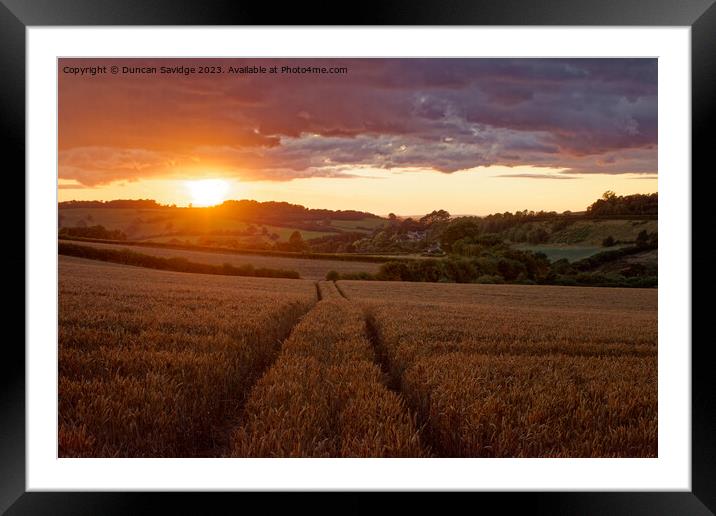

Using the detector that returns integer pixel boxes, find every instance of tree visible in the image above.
[602,190,617,201]
[586,192,657,217]
[439,218,481,252]
[289,230,302,244]
[288,230,306,251]
[419,209,451,227]
[497,258,527,281]
[374,230,392,247]
[399,217,423,232]
[377,261,411,281]
[635,230,650,247]
[527,228,549,244]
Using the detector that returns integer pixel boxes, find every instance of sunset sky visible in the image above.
[58,58,657,215]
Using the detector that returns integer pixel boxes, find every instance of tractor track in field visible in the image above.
[333,280,348,299]
[202,288,322,458]
[224,279,432,457]
[361,307,441,457]
[332,281,397,388]
[335,281,438,456]
[315,281,323,301]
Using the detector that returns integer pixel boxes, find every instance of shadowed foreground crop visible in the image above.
[59,257,657,457]
[58,257,315,457]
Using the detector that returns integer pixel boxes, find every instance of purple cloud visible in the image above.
[59,58,658,185]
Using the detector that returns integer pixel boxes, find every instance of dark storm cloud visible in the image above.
[59,58,657,185]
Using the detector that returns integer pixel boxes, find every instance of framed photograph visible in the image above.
[4,0,712,513]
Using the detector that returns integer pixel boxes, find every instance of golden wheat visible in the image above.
[59,257,658,458]
[339,279,657,457]
[339,279,657,312]
[59,257,316,457]
[403,353,657,457]
[229,282,427,457]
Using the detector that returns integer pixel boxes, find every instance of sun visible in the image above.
[185,179,229,207]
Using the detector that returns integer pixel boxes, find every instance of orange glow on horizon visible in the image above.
[58,59,658,214]
[185,179,230,207]
[58,167,658,216]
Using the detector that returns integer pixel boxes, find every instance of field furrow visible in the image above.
[58,259,658,458]
[59,257,316,457]
[229,296,428,457]
[341,279,658,457]
[317,280,344,301]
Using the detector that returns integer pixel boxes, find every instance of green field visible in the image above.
[513,243,628,262]
[547,219,657,245]
[509,219,656,262]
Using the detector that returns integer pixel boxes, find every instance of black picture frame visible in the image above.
[2,0,712,513]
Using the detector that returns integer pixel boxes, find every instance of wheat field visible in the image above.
[59,257,657,457]
[402,353,656,457]
[229,282,427,457]
[340,280,658,457]
[59,256,316,457]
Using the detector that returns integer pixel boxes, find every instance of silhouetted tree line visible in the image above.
[59,199,163,209]
[59,199,379,229]
[586,191,658,217]
[215,200,377,223]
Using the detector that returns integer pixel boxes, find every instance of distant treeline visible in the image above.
[586,191,657,217]
[59,199,163,209]
[215,200,378,222]
[59,242,301,279]
[58,198,380,223]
